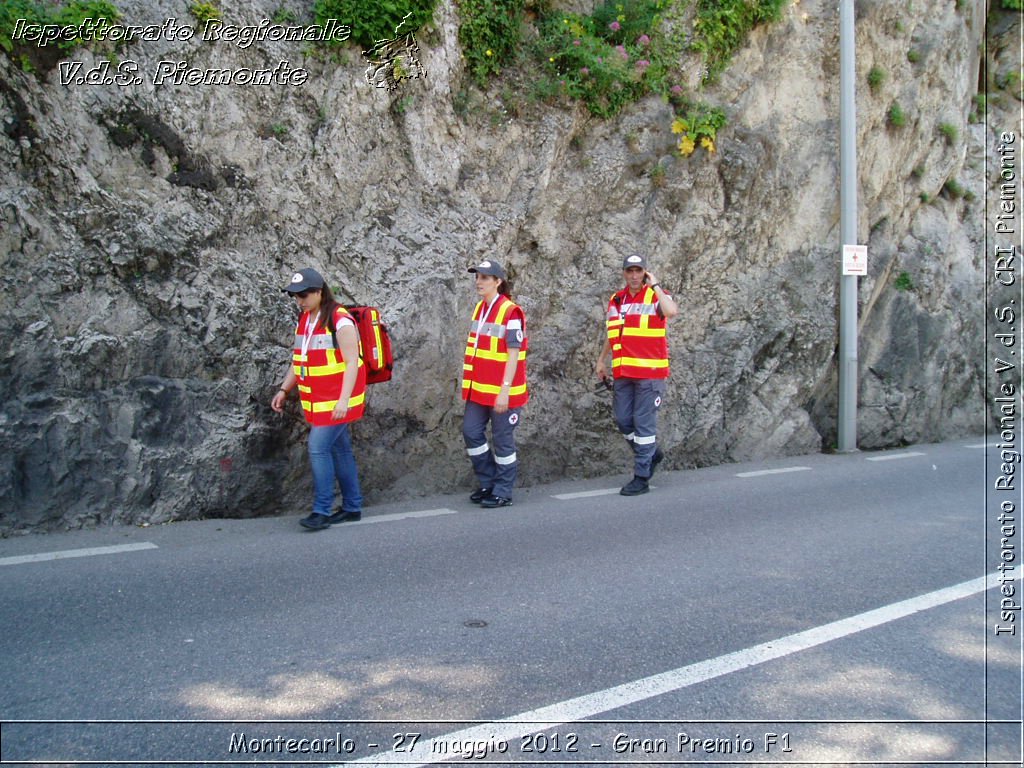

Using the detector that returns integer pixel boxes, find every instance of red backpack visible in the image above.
[328,305,394,385]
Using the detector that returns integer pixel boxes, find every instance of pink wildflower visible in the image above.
[670,85,683,95]
[609,20,621,31]
[616,44,628,60]
[573,38,581,45]
[636,59,650,70]
[580,67,590,76]
[637,34,651,46]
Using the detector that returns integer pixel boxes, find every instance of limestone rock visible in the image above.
[0,0,1002,531]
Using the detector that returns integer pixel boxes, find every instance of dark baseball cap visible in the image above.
[282,268,325,293]
[468,259,507,279]
[622,254,647,269]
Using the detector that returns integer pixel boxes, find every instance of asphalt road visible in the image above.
[0,437,1019,767]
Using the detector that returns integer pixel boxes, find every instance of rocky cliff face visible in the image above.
[0,0,1010,531]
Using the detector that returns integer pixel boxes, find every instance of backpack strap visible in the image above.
[325,305,342,351]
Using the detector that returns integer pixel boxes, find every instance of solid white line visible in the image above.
[0,542,158,567]
[338,572,1010,767]
[965,443,994,449]
[736,466,812,478]
[865,451,927,462]
[552,488,621,500]
[354,509,458,525]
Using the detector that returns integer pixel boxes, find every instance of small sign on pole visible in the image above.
[842,244,868,276]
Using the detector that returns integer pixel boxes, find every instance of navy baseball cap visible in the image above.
[622,254,647,269]
[282,268,325,293]
[468,259,507,279]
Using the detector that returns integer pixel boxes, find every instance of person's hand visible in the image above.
[271,390,287,413]
[332,402,349,421]
[596,359,607,381]
[494,392,510,414]
[645,271,658,287]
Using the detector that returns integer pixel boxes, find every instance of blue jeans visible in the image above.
[308,423,362,516]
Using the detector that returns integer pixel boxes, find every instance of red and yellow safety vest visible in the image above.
[293,307,367,426]
[606,286,669,379]
[462,295,529,408]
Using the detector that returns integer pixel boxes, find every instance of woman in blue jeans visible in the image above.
[271,268,367,531]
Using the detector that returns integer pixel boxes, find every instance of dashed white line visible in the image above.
[865,451,927,462]
[354,508,458,525]
[736,466,812,478]
[552,488,621,500]
[0,542,158,567]
[339,571,1011,766]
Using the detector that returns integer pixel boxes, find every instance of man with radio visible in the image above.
[595,254,679,496]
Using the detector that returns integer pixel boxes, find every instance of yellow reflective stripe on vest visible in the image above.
[295,360,347,377]
[465,339,501,357]
[466,380,528,397]
[622,326,667,338]
[612,356,669,369]
[473,348,528,363]
[301,390,367,413]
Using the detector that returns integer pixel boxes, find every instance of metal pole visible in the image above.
[837,0,858,452]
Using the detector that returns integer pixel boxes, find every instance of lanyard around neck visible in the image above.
[473,296,500,350]
[301,311,321,359]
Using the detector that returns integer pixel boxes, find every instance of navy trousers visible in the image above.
[463,400,522,499]
[612,378,665,478]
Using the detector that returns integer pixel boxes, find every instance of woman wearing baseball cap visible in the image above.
[271,268,367,531]
[461,259,529,508]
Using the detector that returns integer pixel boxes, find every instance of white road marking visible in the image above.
[552,488,621,500]
[965,442,994,449]
[0,542,158,567]
[354,508,458,525]
[339,572,1010,767]
[736,466,812,478]
[865,451,927,462]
